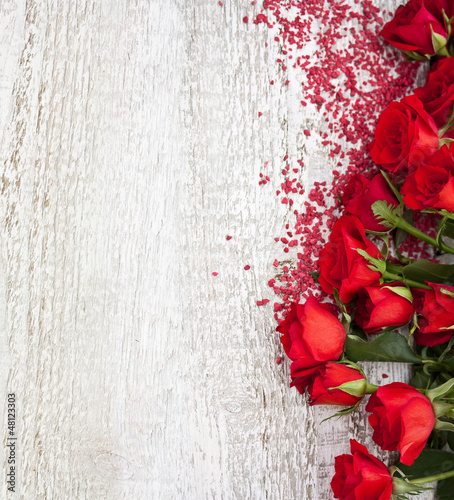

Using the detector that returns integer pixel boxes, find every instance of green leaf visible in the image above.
[396,449,454,480]
[447,431,454,451]
[410,368,433,390]
[402,260,454,284]
[309,271,320,283]
[371,200,403,229]
[438,476,454,498]
[345,331,421,363]
[444,219,454,240]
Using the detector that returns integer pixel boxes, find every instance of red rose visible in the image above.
[331,440,393,500]
[380,0,449,57]
[366,382,435,466]
[277,299,346,389]
[401,144,454,213]
[370,95,439,175]
[318,215,382,303]
[355,284,414,334]
[426,0,454,27]
[415,57,454,129]
[343,173,400,232]
[413,282,454,346]
[302,362,365,406]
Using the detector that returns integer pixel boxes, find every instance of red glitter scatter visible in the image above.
[276,356,283,364]
[244,265,251,270]
[219,1,223,5]
[212,272,218,276]
[382,374,389,379]
[258,111,263,117]
[243,16,249,23]
[250,0,419,320]
[226,235,232,240]
[303,129,311,137]
[257,299,270,306]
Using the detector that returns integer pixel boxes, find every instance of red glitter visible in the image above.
[250,0,419,320]
[243,16,249,23]
[212,272,218,276]
[219,1,223,5]
[276,356,283,364]
[382,374,389,379]
[226,235,232,240]
[244,265,251,270]
[257,299,270,306]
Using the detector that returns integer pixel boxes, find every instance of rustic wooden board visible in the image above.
[0,0,436,498]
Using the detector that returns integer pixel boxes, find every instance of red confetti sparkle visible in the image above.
[250,0,419,320]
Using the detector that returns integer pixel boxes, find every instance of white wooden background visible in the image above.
[0,1,435,498]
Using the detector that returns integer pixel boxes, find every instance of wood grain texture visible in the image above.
[0,0,436,498]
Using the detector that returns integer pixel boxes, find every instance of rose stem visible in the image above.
[395,217,454,255]
[410,468,454,485]
[382,271,431,289]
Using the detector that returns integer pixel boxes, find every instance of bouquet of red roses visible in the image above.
[276,1,454,498]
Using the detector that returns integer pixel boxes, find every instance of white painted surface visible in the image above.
[0,1,436,498]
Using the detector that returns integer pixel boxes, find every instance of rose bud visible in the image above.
[415,57,454,130]
[277,299,346,390]
[380,0,450,59]
[366,382,435,466]
[342,173,400,233]
[413,282,454,346]
[331,440,393,500]
[401,144,454,213]
[370,94,439,176]
[355,284,414,334]
[303,362,368,405]
[318,215,382,303]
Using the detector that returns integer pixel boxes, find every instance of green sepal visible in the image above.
[333,288,351,334]
[427,378,454,402]
[440,137,454,148]
[320,399,362,423]
[382,285,413,302]
[355,248,386,274]
[431,26,448,54]
[391,477,431,498]
[434,419,454,432]
[401,49,429,61]
[328,378,367,398]
[380,170,404,205]
[440,287,454,299]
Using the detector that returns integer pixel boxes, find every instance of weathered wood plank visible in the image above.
[0,1,437,498]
